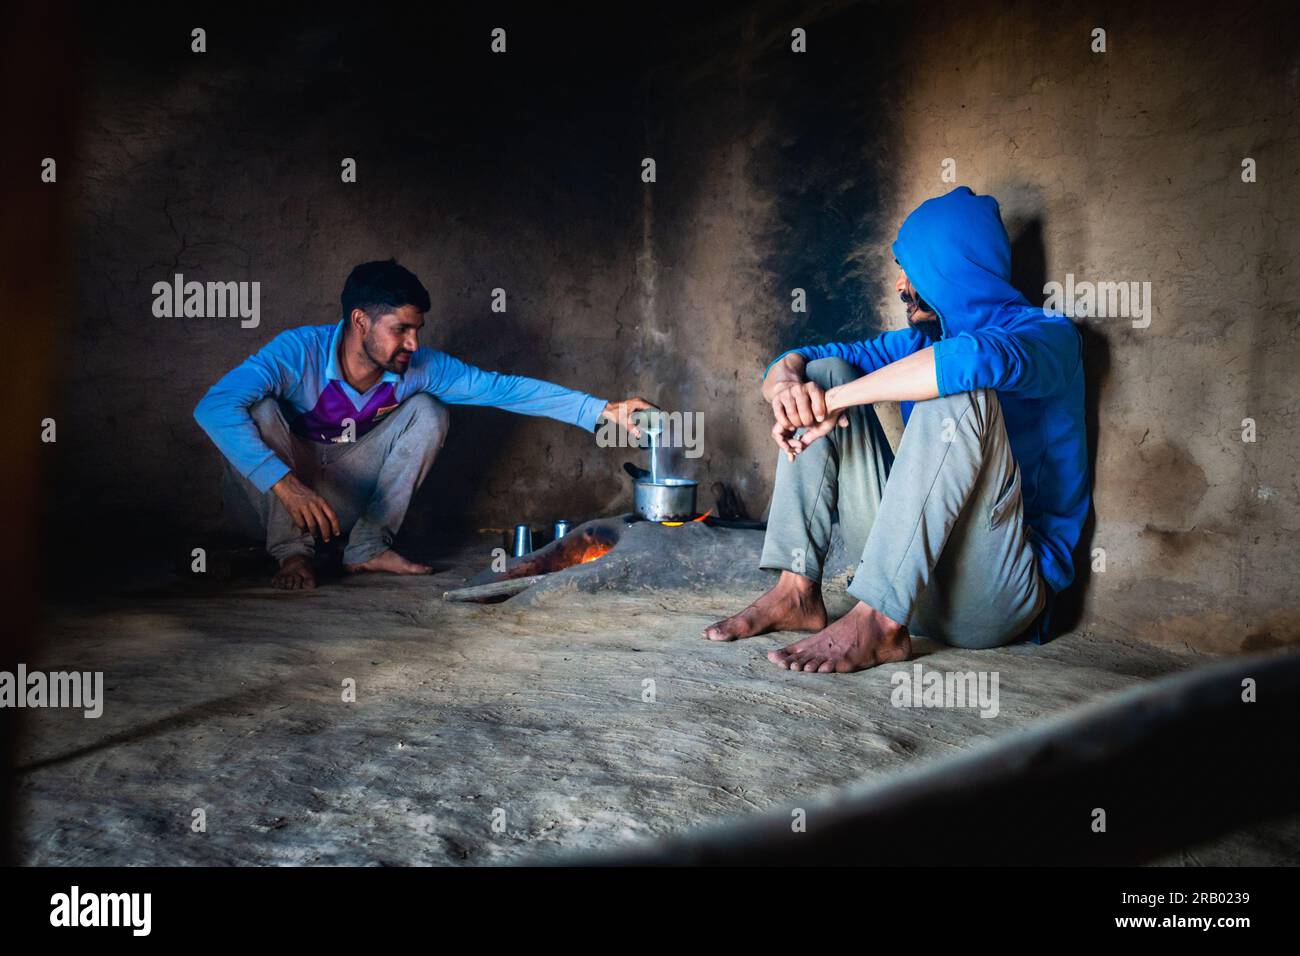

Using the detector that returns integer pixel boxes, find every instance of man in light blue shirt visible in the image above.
[196,259,652,589]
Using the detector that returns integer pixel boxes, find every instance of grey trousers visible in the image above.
[759,358,1046,649]
[222,393,449,565]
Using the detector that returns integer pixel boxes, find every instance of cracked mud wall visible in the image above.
[55,1,1298,649]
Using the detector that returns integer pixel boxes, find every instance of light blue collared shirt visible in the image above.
[196,322,609,492]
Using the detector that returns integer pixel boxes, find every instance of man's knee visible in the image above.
[394,393,450,447]
[908,387,999,427]
[804,357,861,389]
[250,397,280,422]
[249,397,290,439]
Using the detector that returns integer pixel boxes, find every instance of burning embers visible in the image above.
[444,412,726,603]
[574,538,615,565]
[501,524,619,579]
[444,521,622,603]
[442,509,760,605]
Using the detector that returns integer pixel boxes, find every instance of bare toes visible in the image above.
[788,653,814,670]
[703,621,733,641]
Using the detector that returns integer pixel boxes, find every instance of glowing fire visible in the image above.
[660,509,713,528]
[578,542,613,563]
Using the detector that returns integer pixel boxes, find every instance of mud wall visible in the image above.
[54,1,1298,648]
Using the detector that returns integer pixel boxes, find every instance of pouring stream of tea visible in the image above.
[643,413,663,483]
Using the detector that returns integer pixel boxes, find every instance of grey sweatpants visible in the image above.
[222,394,449,565]
[760,358,1046,649]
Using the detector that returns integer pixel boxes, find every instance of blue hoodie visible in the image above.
[771,187,1091,625]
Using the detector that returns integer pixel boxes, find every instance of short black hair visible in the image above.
[341,259,431,323]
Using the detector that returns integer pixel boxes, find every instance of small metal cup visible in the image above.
[552,519,571,541]
[512,524,534,557]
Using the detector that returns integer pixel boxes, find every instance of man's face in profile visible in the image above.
[895,268,942,340]
[361,305,424,374]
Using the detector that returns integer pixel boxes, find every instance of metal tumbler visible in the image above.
[552,519,571,541]
[512,524,533,557]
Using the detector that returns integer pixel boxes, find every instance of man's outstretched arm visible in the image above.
[418,351,655,437]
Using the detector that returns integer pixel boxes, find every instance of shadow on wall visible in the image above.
[57,4,653,553]
[56,0,919,559]
[1007,216,1109,637]
[752,1,908,352]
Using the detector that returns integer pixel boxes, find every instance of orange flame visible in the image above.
[578,542,613,564]
[661,509,713,527]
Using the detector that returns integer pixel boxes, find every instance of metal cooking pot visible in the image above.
[634,477,698,521]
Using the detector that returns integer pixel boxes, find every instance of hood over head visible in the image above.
[891,186,1036,337]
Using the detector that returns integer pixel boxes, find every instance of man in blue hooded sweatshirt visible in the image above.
[704,187,1091,672]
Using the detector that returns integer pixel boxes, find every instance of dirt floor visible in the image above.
[17,529,1299,866]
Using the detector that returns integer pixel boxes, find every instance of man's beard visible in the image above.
[363,333,411,373]
[902,290,942,341]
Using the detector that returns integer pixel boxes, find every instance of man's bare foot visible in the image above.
[703,571,828,641]
[272,554,316,590]
[344,549,432,576]
[768,601,911,673]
